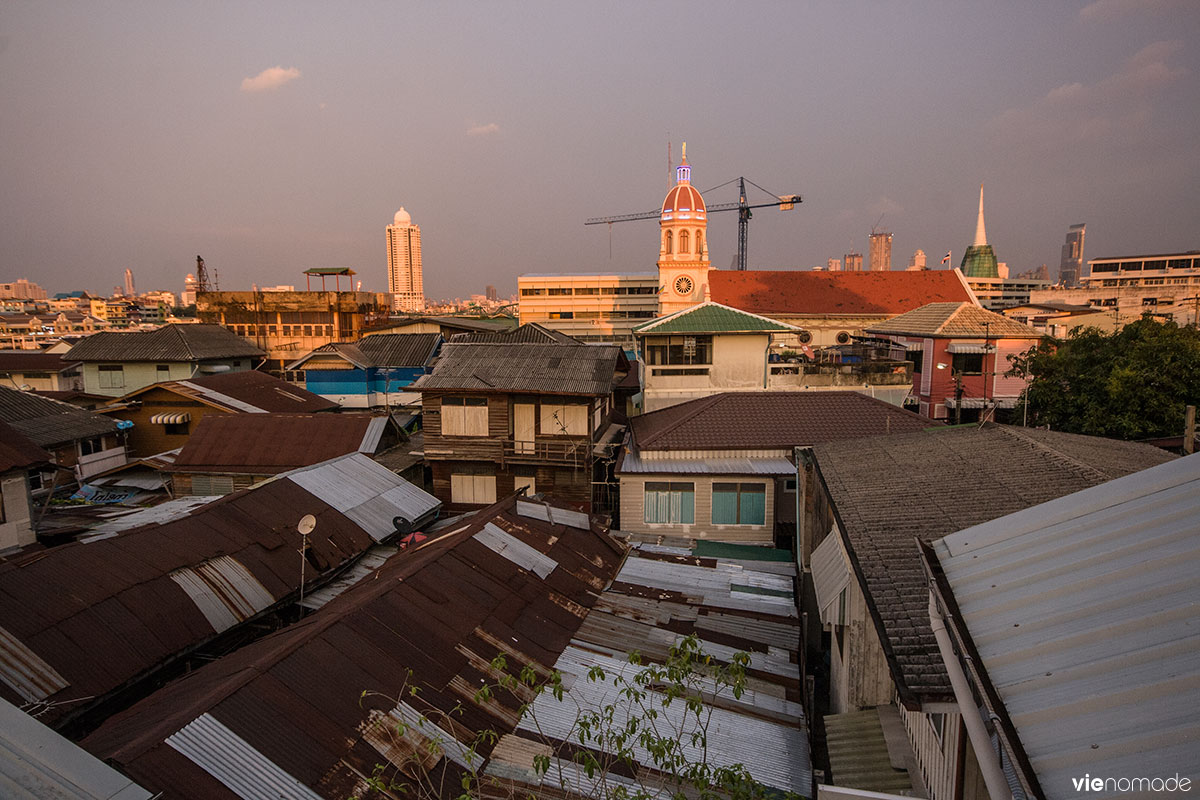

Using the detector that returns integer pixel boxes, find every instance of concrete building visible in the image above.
[123,268,135,297]
[0,279,47,301]
[181,273,198,306]
[386,207,424,313]
[962,273,1051,310]
[197,289,391,379]
[1058,222,1085,287]
[827,258,842,271]
[518,273,658,344]
[844,251,863,272]
[907,249,926,270]
[868,231,893,271]
[1029,249,1200,325]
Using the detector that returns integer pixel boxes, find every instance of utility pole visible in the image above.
[1185,405,1196,455]
[954,372,964,425]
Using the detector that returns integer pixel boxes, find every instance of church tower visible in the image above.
[657,144,711,315]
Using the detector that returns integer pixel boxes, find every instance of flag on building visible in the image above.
[941,251,952,265]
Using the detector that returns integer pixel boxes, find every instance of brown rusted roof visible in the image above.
[629,391,936,451]
[170,414,387,474]
[0,350,79,372]
[0,420,51,472]
[413,342,622,396]
[80,496,626,796]
[0,385,118,448]
[183,370,338,412]
[0,454,439,730]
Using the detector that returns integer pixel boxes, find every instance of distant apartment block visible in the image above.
[868,230,893,271]
[386,207,425,313]
[827,258,842,271]
[844,251,863,272]
[0,279,47,301]
[1058,223,1086,287]
[518,273,658,344]
[1031,250,1200,324]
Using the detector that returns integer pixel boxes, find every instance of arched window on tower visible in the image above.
[679,230,690,254]
[664,230,673,254]
[696,232,703,255]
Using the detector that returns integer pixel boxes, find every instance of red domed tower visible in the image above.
[657,144,711,315]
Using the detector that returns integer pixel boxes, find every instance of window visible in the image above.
[79,437,105,456]
[156,364,170,380]
[548,311,574,319]
[514,472,536,497]
[679,230,690,254]
[783,478,797,493]
[644,482,694,524]
[695,231,703,253]
[192,474,235,495]
[712,483,766,525]
[952,352,984,375]
[908,348,924,373]
[520,288,547,296]
[165,421,189,435]
[441,397,488,436]
[548,288,572,296]
[665,230,673,254]
[98,364,124,389]
[451,473,496,504]
[645,335,713,365]
[928,713,946,749]
[540,403,588,436]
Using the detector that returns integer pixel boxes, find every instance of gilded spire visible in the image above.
[973,182,988,247]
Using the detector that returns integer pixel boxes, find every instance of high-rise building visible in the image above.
[868,231,893,271]
[124,268,135,297]
[386,207,425,313]
[827,258,842,271]
[486,285,498,302]
[959,183,999,278]
[1058,223,1085,287]
[908,250,927,271]
[844,251,863,272]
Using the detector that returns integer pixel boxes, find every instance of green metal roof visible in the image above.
[303,266,357,276]
[633,302,797,334]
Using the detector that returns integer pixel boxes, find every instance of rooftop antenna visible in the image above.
[297,514,316,610]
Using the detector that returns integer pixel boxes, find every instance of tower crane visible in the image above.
[585,177,801,271]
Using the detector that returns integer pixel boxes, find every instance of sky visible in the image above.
[2,1,1198,301]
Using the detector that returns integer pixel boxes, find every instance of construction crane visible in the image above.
[586,177,801,271]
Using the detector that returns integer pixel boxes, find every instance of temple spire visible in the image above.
[973,182,988,247]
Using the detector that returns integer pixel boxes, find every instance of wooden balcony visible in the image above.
[501,438,592,468]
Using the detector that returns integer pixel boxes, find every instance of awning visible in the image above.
[945,397,1020,409]
[946,343,996,353]
[811,526,852,626]
[149,412,191,425]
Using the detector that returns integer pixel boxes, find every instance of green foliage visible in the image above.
[349,635,798,800]
[1010,318,1200,439]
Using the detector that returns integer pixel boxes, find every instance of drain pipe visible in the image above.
[928,592,1013,800]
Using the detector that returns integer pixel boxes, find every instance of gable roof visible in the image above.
[450,322,580,344]
[365,315,509,336]
[866,301,1043,338]
[286,332,442,371]
[812,424,1176,705]
[63,325,264,363]
[81,500,809,799]
[709,269,976,316]
[628,391,935,452]
[413,342,622,396]
[171,414,390,474]
[0,350,80,373]
[183,371,339,412]
[927,454,1200,799]
[0,454,440,730]
[633,301,799,334]
[0,385,118,448]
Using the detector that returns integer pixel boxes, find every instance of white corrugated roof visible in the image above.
[932,453,1200,799]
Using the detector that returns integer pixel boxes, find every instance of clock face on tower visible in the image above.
[674,275,694,295]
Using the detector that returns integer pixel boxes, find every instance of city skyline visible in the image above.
[1,2,1198,298]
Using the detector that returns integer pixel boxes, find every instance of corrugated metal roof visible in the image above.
[170,413,390,473]
[0,385,118,448]
[412,342,621,396]
[633,301,799,334]
[0,625,70,703]
[474,522,558,578]
[451,323,580,344]
[620,452,796,475]
[298,546,398,610]
[810,526,851,625]
[287,333,442,370]
[64,325,264,363]
[0,697,154,800]
[286,454,440,540]
[0,453,439,729]
[515,499,590,530]
[78,496,221,542]
[931,453,1200,799]
[80,498,808,800]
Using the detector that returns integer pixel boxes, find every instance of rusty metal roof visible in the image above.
[0,420,50,472]
[80,505,808,799]
[63,325,264,363]
[170,414,389,474]
[0,385,119,448]
[413,342,622,396]
[0,454,439,730]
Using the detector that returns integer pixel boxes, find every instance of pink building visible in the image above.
[867,301,1043,422]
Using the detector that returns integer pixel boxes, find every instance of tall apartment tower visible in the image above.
[386,207,425,313]
[868,231,893,271]
[844,251,863,272]
[124,268,135,297]
[1059,223,1086,287]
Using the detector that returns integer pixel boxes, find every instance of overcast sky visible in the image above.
[2,1,1198,300]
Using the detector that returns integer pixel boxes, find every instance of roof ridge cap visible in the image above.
[639,394,724,448]
[992,425,1112,483]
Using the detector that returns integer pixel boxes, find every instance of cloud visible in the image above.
[467,122,500,137]
[992,40,1186,149]
[1079,0,1179,22]
[241,66,301,93]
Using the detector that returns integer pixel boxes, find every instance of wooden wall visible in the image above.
[900,703,966,800]
[430,461,592,514]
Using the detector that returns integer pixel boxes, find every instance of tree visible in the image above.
[1009,317,1200,439]
[354,635,797,800]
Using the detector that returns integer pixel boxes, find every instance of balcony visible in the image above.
[75,445,128,481]
[768,360,912,389]
[501,438,592,468]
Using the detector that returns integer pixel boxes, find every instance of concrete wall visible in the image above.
[83,360,253,397]
[0,471,36,551]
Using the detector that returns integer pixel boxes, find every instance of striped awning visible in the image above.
[946,343,996,353]
[149,412,191,425]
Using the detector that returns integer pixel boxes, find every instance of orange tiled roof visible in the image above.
[709,269,974,316]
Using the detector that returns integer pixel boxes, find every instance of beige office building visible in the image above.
[1030,250,1200,324]
[518,273,658,343]
[387,208,425,313]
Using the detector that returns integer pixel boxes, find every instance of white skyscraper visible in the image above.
[124,268,135,297]
[386,207,424,313]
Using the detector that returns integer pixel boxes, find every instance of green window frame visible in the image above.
[712,482,766,525]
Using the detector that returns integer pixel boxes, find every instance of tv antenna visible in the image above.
[297,514,316,609]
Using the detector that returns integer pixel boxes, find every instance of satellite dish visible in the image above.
[297,514,317,536]
[392,515,413,535]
